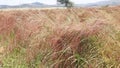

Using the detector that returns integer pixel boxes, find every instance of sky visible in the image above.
[0,0,108,5]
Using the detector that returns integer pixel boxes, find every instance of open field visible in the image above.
[0,6,120,68]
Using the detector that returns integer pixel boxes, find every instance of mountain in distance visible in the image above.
[20,2,53,7]
[0,2,56,9]
[0,5,10,8]
[75,0,120,7]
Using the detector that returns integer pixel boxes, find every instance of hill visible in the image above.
[0,2,56,9]
[76,0,120,7]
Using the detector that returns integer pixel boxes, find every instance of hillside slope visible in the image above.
[0,6,120,68]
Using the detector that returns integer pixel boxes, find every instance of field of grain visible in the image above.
[0,6,120,68]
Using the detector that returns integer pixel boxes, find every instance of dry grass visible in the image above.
[0,6,120,68]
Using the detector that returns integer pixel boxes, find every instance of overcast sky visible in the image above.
[0,0,108,5]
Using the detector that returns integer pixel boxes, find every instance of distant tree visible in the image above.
[57,0,73,8]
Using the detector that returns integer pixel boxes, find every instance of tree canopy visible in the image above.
[57,0,73,7]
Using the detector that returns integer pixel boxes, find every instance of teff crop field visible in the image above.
[0,6,120,68]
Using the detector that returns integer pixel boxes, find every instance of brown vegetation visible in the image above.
[0,6,120,68]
